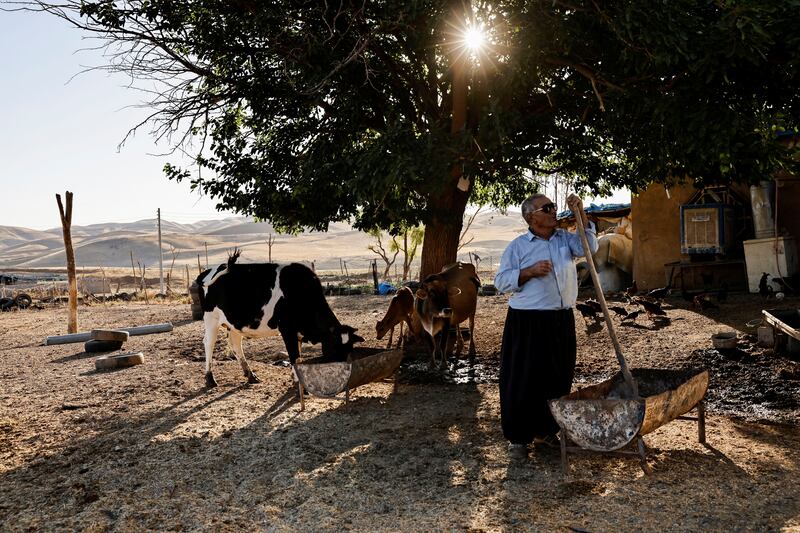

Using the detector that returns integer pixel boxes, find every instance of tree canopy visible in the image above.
[18,0,800,275]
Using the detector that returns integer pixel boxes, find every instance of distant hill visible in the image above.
[0,226,59,248]
[0,210,526,271]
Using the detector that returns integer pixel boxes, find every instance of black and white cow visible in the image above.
[196,251,364,387]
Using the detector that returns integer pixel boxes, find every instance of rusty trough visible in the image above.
[293,348,404,411]
[550,205,708,475]
[549,368,708,475]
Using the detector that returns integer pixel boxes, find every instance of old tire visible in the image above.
[14,293,32,309]
[91,329,130,342]
[85,339,124,353]
[189,283,201,301]
[480,284,498,296]
[95,351,144,370]
[190,303,204,321]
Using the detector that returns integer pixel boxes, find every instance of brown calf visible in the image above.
[375,287,418,348]
[414,262,479,370]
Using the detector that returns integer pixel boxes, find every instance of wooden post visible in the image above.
[56,192,78,333]
[197,254,202,274]
[100,267,107,306]
[185,264,191,293]
[267,234,275,262]
[130,251,136,290]
[372,260,379,292]
[157,208,164,295]
[137,262,149,304]
[698,401,706,444]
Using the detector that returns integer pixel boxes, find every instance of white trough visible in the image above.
[293,348,404,410]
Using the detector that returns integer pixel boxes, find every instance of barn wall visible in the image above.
[631,184,695,290]
[633,179,800,292]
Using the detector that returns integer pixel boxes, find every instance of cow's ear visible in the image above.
[352,333,365,344]
[415,288,427,299]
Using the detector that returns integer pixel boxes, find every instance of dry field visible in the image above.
[0,291,799,532]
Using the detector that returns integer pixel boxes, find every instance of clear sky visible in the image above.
[0,9,231,230]
[0,9,628,231]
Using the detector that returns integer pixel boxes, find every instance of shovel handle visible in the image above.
[572,202,639,398]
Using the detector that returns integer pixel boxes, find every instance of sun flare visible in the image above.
[463,26,485,51]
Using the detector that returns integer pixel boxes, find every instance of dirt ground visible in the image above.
[1,291,799,532]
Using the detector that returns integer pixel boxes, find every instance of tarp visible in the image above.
[377,281,396,295]
[557,202,631,220]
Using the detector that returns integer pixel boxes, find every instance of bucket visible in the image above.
[750,181,775,239]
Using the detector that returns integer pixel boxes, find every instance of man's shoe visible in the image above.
[508,442,529,460]
[534,434,560,449]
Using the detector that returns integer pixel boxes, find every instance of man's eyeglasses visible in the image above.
[533,202,557,214]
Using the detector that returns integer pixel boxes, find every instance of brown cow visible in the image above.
[375,287,417,348]
[414,262,480,370]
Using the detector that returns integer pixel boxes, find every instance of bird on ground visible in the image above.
[759,273,773,299]
[633,297,667,319]
[575,302,600,324]
[625,281,638,297]
[646,285,671,300]
[621,310,641,323]
[585,299,603,313]
[693,294,719,311]
[608,305,629,319]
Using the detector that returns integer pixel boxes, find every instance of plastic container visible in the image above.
[711,331,737,350]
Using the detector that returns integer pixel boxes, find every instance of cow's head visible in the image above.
[321,324,365,361]
[376,287,414,339]
[415,276,461,321]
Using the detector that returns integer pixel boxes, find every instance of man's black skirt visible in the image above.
[499,307,576,444]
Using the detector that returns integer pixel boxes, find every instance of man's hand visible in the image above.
[519,260,552,285]
[566,193,583,213]
[567,193,589,229]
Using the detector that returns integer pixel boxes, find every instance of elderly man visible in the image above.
[494,193,598,459]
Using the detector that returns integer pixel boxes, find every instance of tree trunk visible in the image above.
[419,188,469,279]
[56,192,78,333]
[419,0,472,280]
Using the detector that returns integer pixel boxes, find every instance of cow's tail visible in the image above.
[228,248,241,268]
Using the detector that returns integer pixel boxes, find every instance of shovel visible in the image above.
[571,201,639,398]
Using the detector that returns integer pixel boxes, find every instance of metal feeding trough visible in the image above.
[761,308,800,353]
[549,368,708,474]
[293,347,404,411]
[549,210,709,475]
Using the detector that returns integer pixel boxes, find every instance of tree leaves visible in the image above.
[37,0,800,234]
